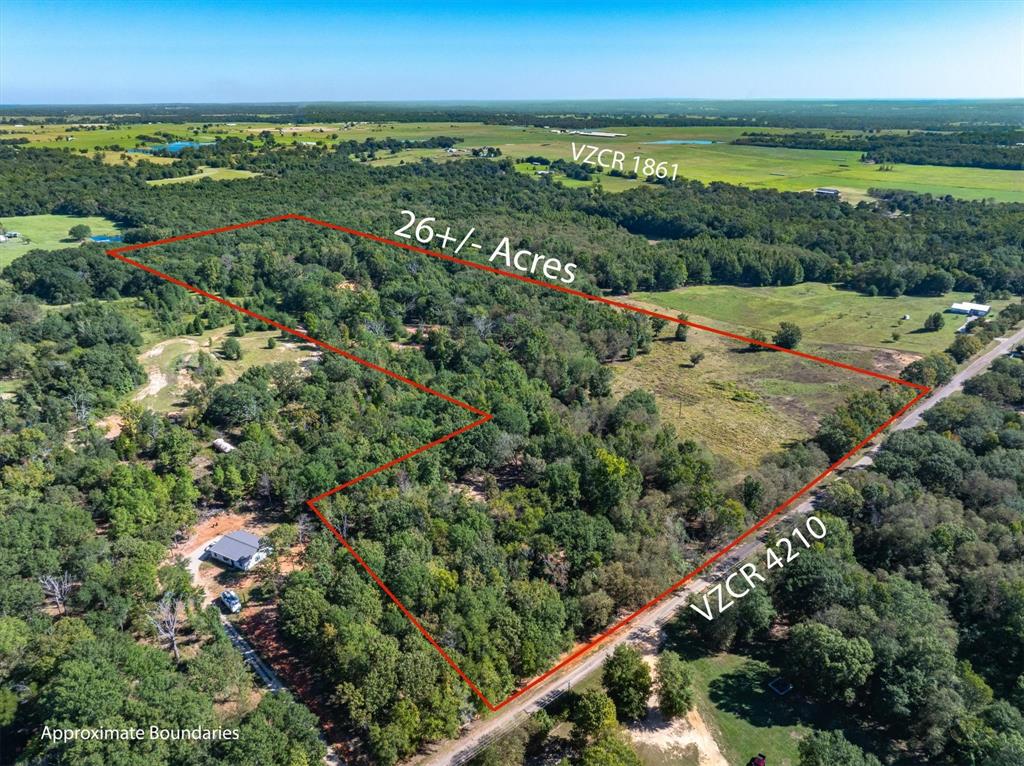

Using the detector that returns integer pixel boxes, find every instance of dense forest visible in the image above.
[4,142,1024,302]
[733,129,1024,170]
[1,133,1022,765]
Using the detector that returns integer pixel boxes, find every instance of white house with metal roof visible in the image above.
[205,530,269,571]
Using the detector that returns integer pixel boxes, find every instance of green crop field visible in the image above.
[630,283,1014,357]
[0,213,122,267]
[7,121,1020,201]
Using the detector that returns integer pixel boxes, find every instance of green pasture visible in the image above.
[341,123,1023,202]
[631,283,1013,356]
[8,121,1020,201]
[611,315,889,473]
[0,213,121,267]
[147,166,260,185]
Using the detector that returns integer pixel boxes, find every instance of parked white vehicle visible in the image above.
[220,589,242,614]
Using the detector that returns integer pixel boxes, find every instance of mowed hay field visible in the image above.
[5,121,1021,201]
[630,283,1014,357]
[147,166,260,185]
[0,213,122,267]
[611,321,895,473]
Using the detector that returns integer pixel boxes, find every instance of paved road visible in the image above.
[418,328,1024,766]
[895,326,1024,432]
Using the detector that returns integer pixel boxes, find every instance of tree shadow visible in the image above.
[708,659,805,729]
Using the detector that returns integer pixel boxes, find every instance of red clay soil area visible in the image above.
[238,603,359,759]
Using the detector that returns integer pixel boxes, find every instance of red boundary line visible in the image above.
[106,214,930,713]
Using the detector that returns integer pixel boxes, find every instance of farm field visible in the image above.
[363,123,1024,202]
[630,283,1013,356]
[5,121,1020,201]
[0,213,121,267]
[147,166,261,185]
[611,321,898,472]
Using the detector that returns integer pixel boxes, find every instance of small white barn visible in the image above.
[950,302,991,317]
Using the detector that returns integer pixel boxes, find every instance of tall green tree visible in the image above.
[602,645,652,721]
[655,650,694,719]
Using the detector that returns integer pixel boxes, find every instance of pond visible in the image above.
[129,141,215,154]
[645,139,716,145]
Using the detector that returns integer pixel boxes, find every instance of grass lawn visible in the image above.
[631,283,1013,357]
[687,653,809,766]
[147,166,261,186]
[611,325,893,473]
[9,121,1020,201]
[0,213,122,267]
[565,649,823,766]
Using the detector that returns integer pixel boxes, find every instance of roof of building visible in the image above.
[208,530,261,562]
[951,301,991,312]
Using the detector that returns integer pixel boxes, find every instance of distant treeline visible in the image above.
[733,130,1024,170]
[3,98,1022,130]
[3,141,1023,302]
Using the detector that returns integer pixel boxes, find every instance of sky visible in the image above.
[1,0,1022,104]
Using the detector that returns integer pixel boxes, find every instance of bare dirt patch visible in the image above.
[872,348,921,376]
[133,367,168,401]
[95,413,123,439]
[628,656,728,766]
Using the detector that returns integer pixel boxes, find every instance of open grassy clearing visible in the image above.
[512,161,642,193]
[0,213,122,267]
[4,121,229,151]
[94,150,178,167]
[686,653,808,766]
[133,326,319,412]
[6,121,1020,201]
[683,651,889,766]
[611,324,894,473]
[147,166,261,185]
[565,649,816,765]
[630,283,1013,356]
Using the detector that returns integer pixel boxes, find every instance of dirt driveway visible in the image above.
[169,511,275,604]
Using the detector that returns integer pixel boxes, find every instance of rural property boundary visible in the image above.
[105,213,931,713]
